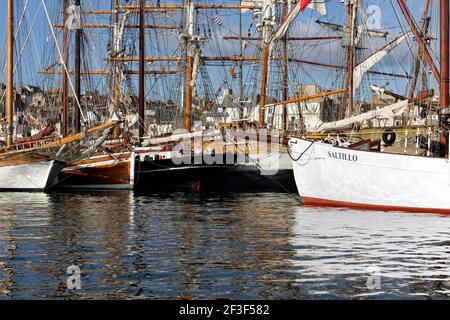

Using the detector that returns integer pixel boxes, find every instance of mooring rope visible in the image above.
[287,140,315,162]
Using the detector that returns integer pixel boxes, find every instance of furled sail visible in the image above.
[16,121,55,144]
[353,33,408,99]
[242,0,326,15]
[113,10,130,52]
[315,20,388,37]
[307,99,408,133]
[315,20,345,32]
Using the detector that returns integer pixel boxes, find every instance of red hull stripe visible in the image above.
[302,197,450,215]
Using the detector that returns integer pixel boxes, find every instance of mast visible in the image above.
[238,5,244,118]
[258,0,275,126]
[6,0,13,147]
[112,0,121,139]
[113,0,119,33]
[397,0,440,82]
[113,0,121,109]
[184,0,196,131]
[258,46,269,126]
[74,0,82,133]
[62,0,69,137]
[440,0,449,150]
[282,0,288,130]
[139,0,146,140]
[409,0,430,99]
[346,1,356,117]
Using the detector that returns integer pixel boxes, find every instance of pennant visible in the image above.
[243,40,248,50]
[211,15,222,26]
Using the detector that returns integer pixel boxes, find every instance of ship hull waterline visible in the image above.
[290,137,450,214]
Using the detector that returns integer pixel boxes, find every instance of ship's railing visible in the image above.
[0,136,60,155]
[14,136,59,150]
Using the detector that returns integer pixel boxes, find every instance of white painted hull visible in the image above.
[0,160,63,191]
[290,137,450,214]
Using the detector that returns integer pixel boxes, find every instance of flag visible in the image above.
[300,0,313,12]
[211,15,222,26]
[306,1,327,16]
[230,67,236,79]
[242,40,248,50]
[247,23,252,37]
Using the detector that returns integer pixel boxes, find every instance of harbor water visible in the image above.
[1,191,450,299]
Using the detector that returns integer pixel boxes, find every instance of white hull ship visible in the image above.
[289,0,450,215]
[0,159,64,191]
[290,137,450,214]
[0,120,121,192]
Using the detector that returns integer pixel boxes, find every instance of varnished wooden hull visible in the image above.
[57,152,135,190]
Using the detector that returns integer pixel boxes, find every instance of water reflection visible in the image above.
[0,192,300,299]
[1,191,450,299]
[128,193,300,299]
[290,207,450,299]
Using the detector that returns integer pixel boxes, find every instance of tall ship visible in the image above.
[42,0,311,192]
[290,0,450,214]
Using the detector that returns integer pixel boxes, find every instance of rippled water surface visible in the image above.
[1,191,450,299]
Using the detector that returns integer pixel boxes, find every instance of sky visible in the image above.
[0,0,442,103]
